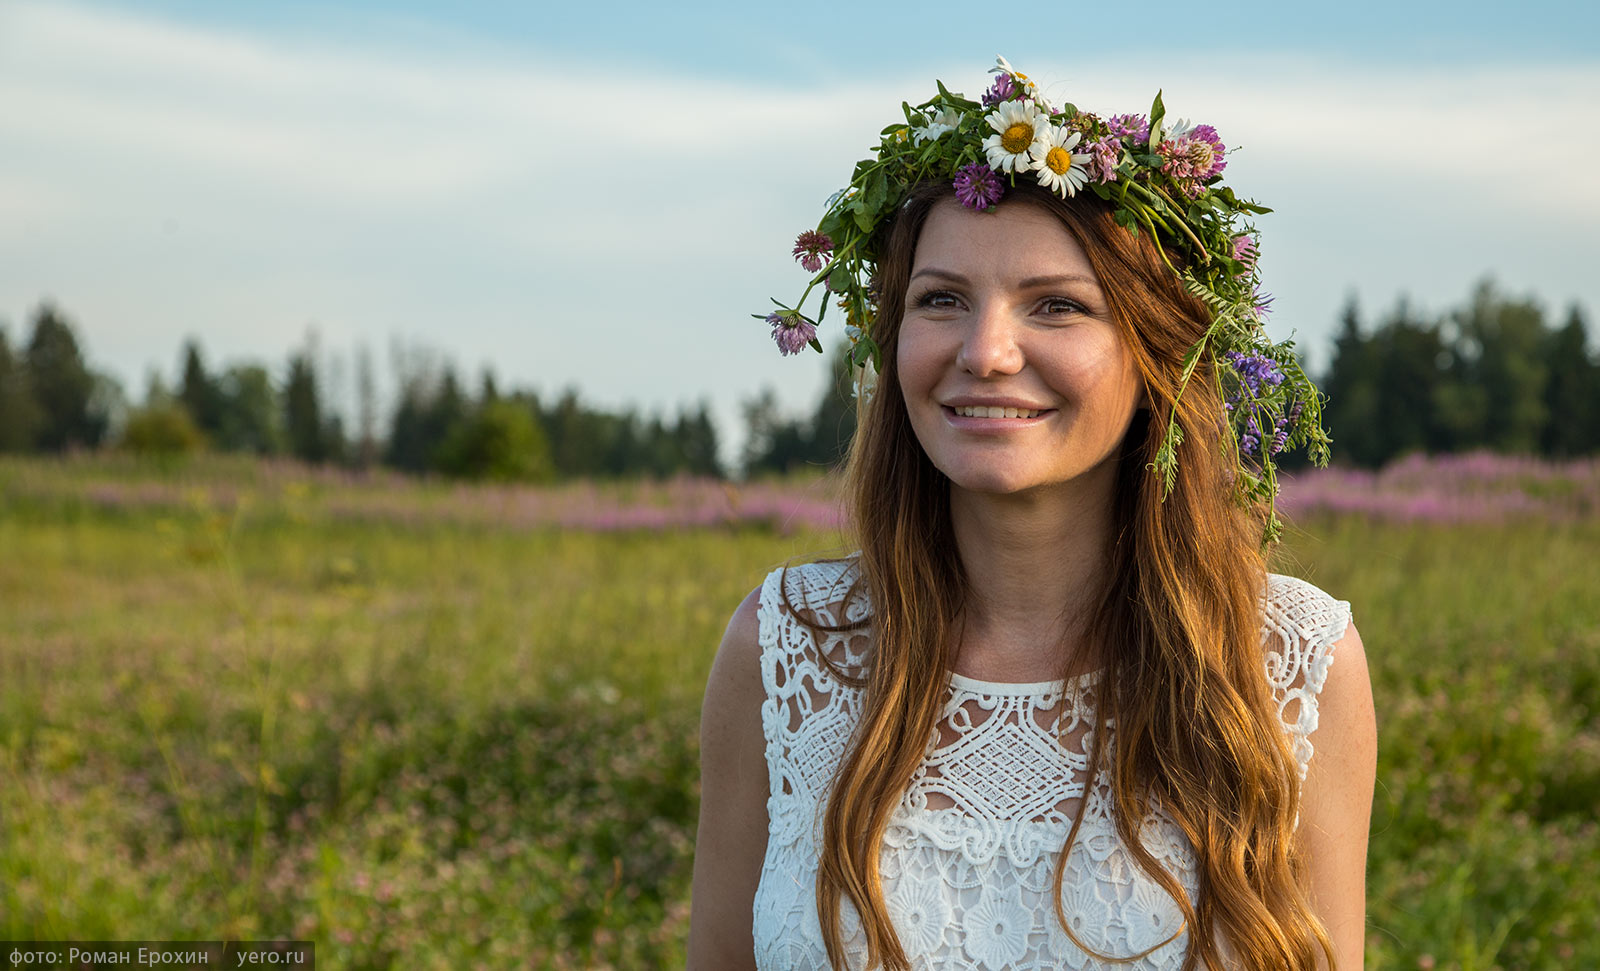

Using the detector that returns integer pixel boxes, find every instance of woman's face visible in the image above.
[897,196,1146,498]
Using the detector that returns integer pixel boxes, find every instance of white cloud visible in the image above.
[1,1,1596,467]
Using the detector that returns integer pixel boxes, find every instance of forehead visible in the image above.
[910,196,1097,284]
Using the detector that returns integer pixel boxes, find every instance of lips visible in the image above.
[940,404,1055,429]
[951,405,1044,419]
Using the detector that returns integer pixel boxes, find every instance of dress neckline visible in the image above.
[946,667,1102,696]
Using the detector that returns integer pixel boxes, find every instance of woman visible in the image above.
[689,59,1376,971]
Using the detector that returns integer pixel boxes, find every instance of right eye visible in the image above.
[914,289,961,310]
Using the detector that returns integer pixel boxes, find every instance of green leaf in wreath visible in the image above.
[1148,90,1166,153]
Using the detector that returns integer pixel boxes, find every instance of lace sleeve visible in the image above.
[1262,574,1354,780]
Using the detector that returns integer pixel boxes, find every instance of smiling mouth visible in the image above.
[948,405,1050,419]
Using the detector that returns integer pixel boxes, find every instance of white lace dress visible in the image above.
[751,559,1351,970]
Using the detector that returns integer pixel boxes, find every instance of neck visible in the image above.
[947,460,1120,682]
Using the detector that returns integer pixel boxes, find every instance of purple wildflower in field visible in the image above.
[1276,451,1600,523]
[23,447,1600,529]
[953,163,1004,211]
[1107,113,1149,143]
[767,311,817,356]
[791,230,834,273]
[982,73,1015,106]
[1226,351,1285,399]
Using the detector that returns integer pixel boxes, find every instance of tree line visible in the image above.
[1,280,1595,481]
[0,304,720,481]
[1320,281,1598,466]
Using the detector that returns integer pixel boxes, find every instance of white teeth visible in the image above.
[953,406,1041,419]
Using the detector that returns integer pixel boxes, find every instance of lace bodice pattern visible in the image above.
[751,559,1352,970]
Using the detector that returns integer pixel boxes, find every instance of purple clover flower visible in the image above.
[953,162,1004,211]
[1158,123,1227,197]
[981,74,1016,107]
[1107,113,1150,144]
[1188,124,1227,178]
[791,230,834,274]
[767,311,817,356]
[1084,135,1120,183]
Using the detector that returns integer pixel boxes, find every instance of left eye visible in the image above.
[1040,298,1085,315]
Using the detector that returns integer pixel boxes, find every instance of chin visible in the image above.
[938,459,1049,496]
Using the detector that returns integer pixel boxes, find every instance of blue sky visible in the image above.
[1,0,1597,463]
[70,0,1600,74]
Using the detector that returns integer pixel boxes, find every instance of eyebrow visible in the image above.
[908,267,1103,291]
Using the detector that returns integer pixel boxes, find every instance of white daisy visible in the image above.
[913,106,962,144]
[1030,125,1090,198]
[992,54,1037,95]
[982,99,1048,174]
[961,888,1031,969]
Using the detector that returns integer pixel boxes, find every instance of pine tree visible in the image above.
[422,368,467,472]
[677,402,722,477]
[1370,301,1446,462]
[1319,298,1379,465]
[178,339,224,439]
[0,327,41,452]
[284,352,324,463]
[1542,306,1599,456]
[23,303,100,451]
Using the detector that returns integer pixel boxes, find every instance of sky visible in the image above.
[2,0,1598,464]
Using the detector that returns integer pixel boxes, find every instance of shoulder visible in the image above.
[1293,614,1376,965]
[703,585,765,741]
[701,552,866,755]
[687,584,769,969]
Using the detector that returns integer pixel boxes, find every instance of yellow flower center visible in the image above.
[1001,122,1034,154]
[1046,146,1074,175]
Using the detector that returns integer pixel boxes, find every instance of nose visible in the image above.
[955,299,1023,377]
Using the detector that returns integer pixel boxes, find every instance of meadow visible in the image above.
[1,453,1597,969]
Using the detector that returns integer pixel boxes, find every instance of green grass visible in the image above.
[1,456,1596,969]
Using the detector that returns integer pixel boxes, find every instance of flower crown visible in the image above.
[757,56,1330,540]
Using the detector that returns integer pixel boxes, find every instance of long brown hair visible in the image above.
[806,180,1335,970]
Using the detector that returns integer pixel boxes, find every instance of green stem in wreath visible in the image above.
[1127,181,1208,257]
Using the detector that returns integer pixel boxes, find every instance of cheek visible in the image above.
[1045,334,1135,399]
[895,322,941,400]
